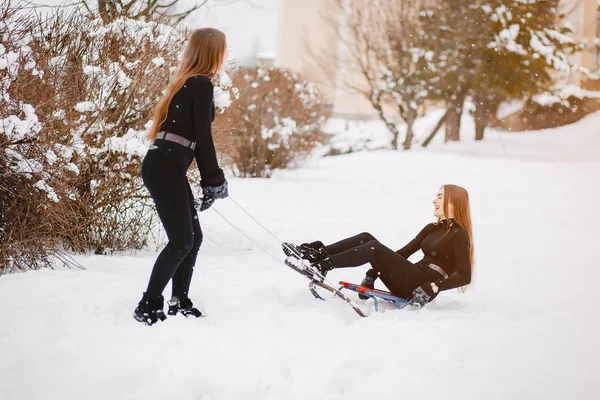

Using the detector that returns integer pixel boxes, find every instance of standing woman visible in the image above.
[134,28,229,325]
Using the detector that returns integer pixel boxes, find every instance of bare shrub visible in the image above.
[224,67,326,178]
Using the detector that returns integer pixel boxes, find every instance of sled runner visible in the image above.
[284,258,367,318]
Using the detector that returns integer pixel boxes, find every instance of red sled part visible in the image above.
[338,281,409,311]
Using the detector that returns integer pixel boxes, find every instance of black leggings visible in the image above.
[141,142,202,299]
[323,232,437,298]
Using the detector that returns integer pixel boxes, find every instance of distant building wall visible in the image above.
[562,0,599,88]
[276,0,379,119]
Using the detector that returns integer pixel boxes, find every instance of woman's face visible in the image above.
[433,187,446,218]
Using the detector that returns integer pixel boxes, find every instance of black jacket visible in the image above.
[396,219,472,291]
[158,75,225,188]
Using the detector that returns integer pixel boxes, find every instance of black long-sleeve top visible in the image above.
[158,75,225,188]
[397,219,472,291]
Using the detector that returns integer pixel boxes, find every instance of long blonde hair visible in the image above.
[148,28,227,142]
[441,184,474,292]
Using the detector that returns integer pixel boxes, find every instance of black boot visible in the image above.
[133,293,167,326]
[282,241,326,262]
[358,276,376,300]
[167,296,203,318]
[310,256,334,280]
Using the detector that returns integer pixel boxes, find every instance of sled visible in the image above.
[338,281,409,312]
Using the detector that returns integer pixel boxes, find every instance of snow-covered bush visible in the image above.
[494,85,600,131]
[225,67,326,178]
[325,119,393,155]
[0,6,78,273]
[0,4,235,272]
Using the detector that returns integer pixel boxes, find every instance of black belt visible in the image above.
[156,131,196,150]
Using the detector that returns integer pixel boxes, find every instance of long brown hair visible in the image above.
[441,184,474,292]
[148,28,227,142]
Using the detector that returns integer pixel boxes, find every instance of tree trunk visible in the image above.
[422,109,449,147]
[474,100,487,141]
[369,95,400,150]
[474,94,501,141]
[403,109,418,150]
[445,97,465,142]
[404,121,413,150]
[474,93,493,141]
[391,131,399,150]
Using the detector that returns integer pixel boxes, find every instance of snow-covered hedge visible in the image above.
[0,5,236,272]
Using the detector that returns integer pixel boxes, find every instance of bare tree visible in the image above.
[313,0,432,150]
[76,0,206,23]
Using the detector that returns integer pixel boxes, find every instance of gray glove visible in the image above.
[409,281,440,307]
[196,180,228,212]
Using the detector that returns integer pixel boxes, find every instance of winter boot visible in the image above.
[133,293,167,326]
[309,256,334,281]
[167,296,203,318]
[282,242,327,263]
[358,276,376,300]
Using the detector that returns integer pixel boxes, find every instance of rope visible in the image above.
[210,196,332,286]
[227,197,299,252]
[226,197,306,260]
[209,206,285,266]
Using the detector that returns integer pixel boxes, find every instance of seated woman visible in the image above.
[283,185,473,306]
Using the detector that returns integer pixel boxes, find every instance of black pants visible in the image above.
[141,141,202,299]
[323,233,439,299]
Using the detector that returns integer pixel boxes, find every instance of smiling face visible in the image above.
[433,187,454,219]
[433,187,445,218]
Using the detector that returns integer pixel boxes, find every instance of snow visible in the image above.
[151,57,165,67]
[2,111,600,399]
[491,24,526,55]
[33,180,59,202]
[45,149,57,165]
[101,130,150,158]
[325,118,393,153]
[214,72,237,112]
[544,28,576,45]
[74,101,96,113]
[532,84,600,106]
[496,100,526,119]
[495,83,600,118]
[87,17,179,49]
[0,103,41,140]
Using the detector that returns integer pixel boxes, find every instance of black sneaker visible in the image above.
[282,242,326,262]
[133,293,167,325]
[167,296,203,318]
[310,256,334,280]
[358,276,376,300]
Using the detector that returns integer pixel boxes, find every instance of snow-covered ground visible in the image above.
[2,113,600,399]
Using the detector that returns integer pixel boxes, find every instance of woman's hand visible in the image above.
[196,180,228,211]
